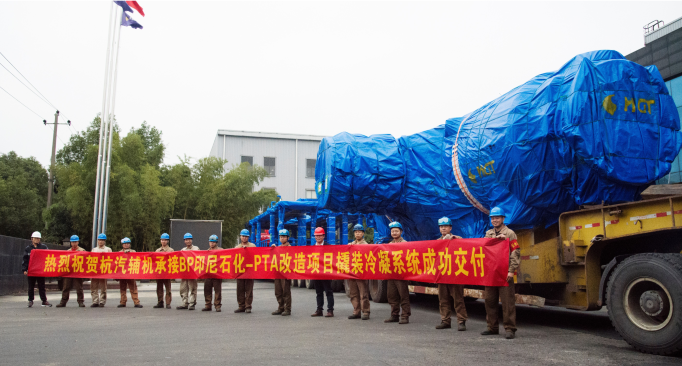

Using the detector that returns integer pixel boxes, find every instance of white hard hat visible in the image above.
[31,231,42,238]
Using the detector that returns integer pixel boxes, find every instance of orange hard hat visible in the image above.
[314,227,325,236]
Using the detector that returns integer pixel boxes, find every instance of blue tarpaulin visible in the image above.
[315,50,682,240]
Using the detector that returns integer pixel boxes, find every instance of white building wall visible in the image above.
[209,131,323,201]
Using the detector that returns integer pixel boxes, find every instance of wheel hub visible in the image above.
[639,290,663,316]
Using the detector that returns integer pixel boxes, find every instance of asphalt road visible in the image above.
[1,281,680,366]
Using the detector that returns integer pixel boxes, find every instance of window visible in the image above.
[305,189,316,199]
[306,159,316,178]
[264,157,276,176]
[241,156,253,170]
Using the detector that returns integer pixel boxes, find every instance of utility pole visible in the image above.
[44,110,70,208]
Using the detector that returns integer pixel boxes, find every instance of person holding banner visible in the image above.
[91,233,112,307]
[385,222,411,324]
[311,227,334,318]
[118,237,142,308]
[22,231,51,308]
[482,207,520,339]
[271,229,292,316]
[435,217,468,331]
[177,233,199,310]
[56,235,86,308]
[346,224,370,320]
[154,233,174,309]
[234,229,256,313]
[203,235,222,312]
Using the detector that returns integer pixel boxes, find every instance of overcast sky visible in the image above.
[1,1,681,168]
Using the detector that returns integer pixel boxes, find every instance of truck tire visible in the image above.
[306,279,315,289]
[344,280,351,297]
[606,253,682,355]
[331,280,345,293]
[299,279,307,288]
[291,279,298,287]
[369,280,388,303]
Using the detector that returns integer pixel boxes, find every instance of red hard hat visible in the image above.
[314,227,325,235]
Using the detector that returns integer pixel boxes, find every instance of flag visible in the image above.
[126,1,145,16]
[114,1,133,13]
[121,12,143,29]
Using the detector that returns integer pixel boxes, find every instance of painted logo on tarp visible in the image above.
[602,94,655,116]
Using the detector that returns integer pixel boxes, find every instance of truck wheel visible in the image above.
[291,279,298,287]
[331,280,345,293]
[369,280,388,303]
[299,279,307,288]
[606,253,682,355]
[306,279,315,289]
[344,280,351,297]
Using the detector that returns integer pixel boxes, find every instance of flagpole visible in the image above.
[101,17,123,234]
[92,1,115,248]
[96,5,119,239]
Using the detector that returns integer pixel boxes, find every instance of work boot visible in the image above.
[384,316,399,323]
[245,309,251,313]
[41,301,52,307]
[399,317,409,324]
[202,307,212,312]
[78,302,85,308]
[311,310,323,317]
[117,304,126,308]
[505,330,515,339]
[56,303,66,308]
[153,302,164,308]
[176,305,188,310]
[235,308,246,313]
[134,304,143,308]
[272,310,283,315]
[348,313,361,319]
[435,322,451,329]
[99,304,105,307]
[458,322,466,331]
[188,305,195,310]
[361,313,370,320]
[90,303,99,308]
[166,305,171,309]
[27,301,33,308]
[281,311,291,316]
[325,311,334,318]
[481,329,499,335]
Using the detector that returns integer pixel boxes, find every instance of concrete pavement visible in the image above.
[1,280,679,365]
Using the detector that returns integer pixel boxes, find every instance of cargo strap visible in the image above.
[452,120,489,215]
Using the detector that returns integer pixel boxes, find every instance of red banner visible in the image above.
[28,239,510,286]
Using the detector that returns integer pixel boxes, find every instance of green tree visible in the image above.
[0,152,47,238]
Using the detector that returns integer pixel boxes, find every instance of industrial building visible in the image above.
[209,130,325,201]
[626,17,682,183]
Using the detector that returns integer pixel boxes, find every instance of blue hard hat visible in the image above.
[489,207,505,217]
[70,235,79,242]
[209,235,218,242]
[240,229,250,236]
[438,217,452,226]
[160,233,170,240]
[353,224,364,232]
[121,237,131,244]
[97,233,107,240]
[388,222,403,230]
[183,233,193,239]
[278,229,290,237]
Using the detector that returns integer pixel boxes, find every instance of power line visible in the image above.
[0,84,45,119]
[0,51,58,111]
[0,61,55,110]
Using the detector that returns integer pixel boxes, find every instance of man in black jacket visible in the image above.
[22,231,52,308]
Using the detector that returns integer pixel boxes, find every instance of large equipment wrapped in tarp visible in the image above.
[316,50,682,240]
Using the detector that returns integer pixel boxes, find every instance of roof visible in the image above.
[645,17,682,44]
[217,129,325,141]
